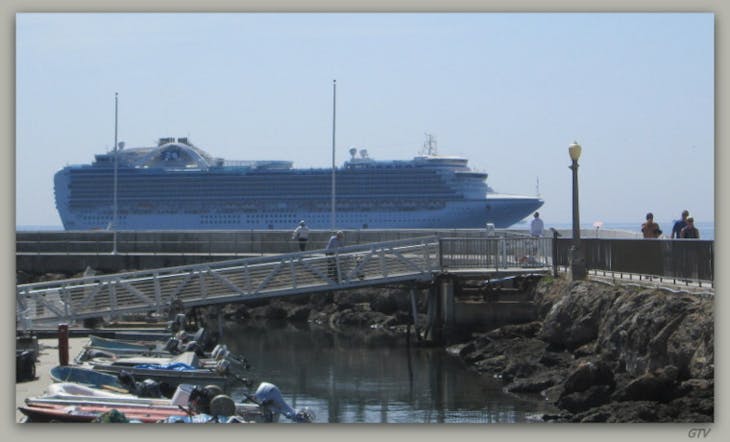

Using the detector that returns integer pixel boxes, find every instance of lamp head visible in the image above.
[568,141,582,161]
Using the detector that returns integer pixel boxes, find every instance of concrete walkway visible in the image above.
[15,336,87,423]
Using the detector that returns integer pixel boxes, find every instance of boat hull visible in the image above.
[19,402,198,423]
[87,363,231,388]
[56,196,543,230]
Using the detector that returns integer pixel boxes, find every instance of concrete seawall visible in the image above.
[17,229,500,274]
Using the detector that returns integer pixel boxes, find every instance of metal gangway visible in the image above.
[16,236,553,327]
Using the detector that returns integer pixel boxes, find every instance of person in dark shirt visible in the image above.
[671,209,690,239]
[680,217,700,239]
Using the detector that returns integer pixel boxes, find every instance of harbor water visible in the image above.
[221,321,558,424]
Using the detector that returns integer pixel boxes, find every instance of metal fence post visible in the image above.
[552,230,560,277]
[438,238,444,270]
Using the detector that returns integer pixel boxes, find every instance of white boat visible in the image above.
[25,382,315,423]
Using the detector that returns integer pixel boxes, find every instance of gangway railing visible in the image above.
[16,236,554,327]
[17,237,441,326]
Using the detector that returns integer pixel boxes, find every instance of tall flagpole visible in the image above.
[331,79,336,231]
[112,92,119,254]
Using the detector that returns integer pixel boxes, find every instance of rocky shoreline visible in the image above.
[449,277,714,423]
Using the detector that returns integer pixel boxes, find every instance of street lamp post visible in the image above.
[112,92,119,255]
[568,141,586,280]
[331,79,336,231]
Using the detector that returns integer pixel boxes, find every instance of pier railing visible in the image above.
[554,238,714,286]
[439,237,552,270]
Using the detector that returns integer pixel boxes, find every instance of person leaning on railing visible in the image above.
[680,216,700,239]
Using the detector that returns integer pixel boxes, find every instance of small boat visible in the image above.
[19,402,228,423]
[86,360,233,389]
[21,382,315,423]
[86,335,164,354]
[75,349,239,389]
[77,341,246,369]
[84,327,210,356]
[49,365,128,392]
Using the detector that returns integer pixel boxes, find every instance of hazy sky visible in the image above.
[15,12,714,228]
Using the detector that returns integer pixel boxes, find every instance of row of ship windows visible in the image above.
[80,215,127,222]
[68,187,452,196]
[75,214,442,226]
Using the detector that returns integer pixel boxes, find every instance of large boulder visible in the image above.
[538,281,618,350]
[595,289,713,378]
[557,384,614,414]
[612,365,680,403]
[562,360,615,395]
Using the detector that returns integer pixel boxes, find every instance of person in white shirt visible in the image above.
[325,231,344,280]
[530,212,544,237]
[292,220,310,251]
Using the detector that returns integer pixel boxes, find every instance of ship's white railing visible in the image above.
[16,236,554,327]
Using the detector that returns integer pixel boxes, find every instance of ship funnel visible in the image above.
[349,147,357,159]
[359,149,368,158]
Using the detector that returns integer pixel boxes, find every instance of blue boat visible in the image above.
[53,136,543,230]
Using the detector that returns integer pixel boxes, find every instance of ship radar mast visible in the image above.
[422,133,438,156]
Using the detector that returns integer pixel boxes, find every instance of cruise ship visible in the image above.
[54,137,543,230]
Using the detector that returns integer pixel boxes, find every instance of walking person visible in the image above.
[671,210,690,239]
[641,212,663,238]
[291,220,310,251]
[529,212,544,237]
[325,231,344,281]
[526,212,544,263]
[680,216,700,239]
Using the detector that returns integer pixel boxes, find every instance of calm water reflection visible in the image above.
[221,321,557,423]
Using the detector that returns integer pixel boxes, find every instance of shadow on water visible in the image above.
[221,320,557,423]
